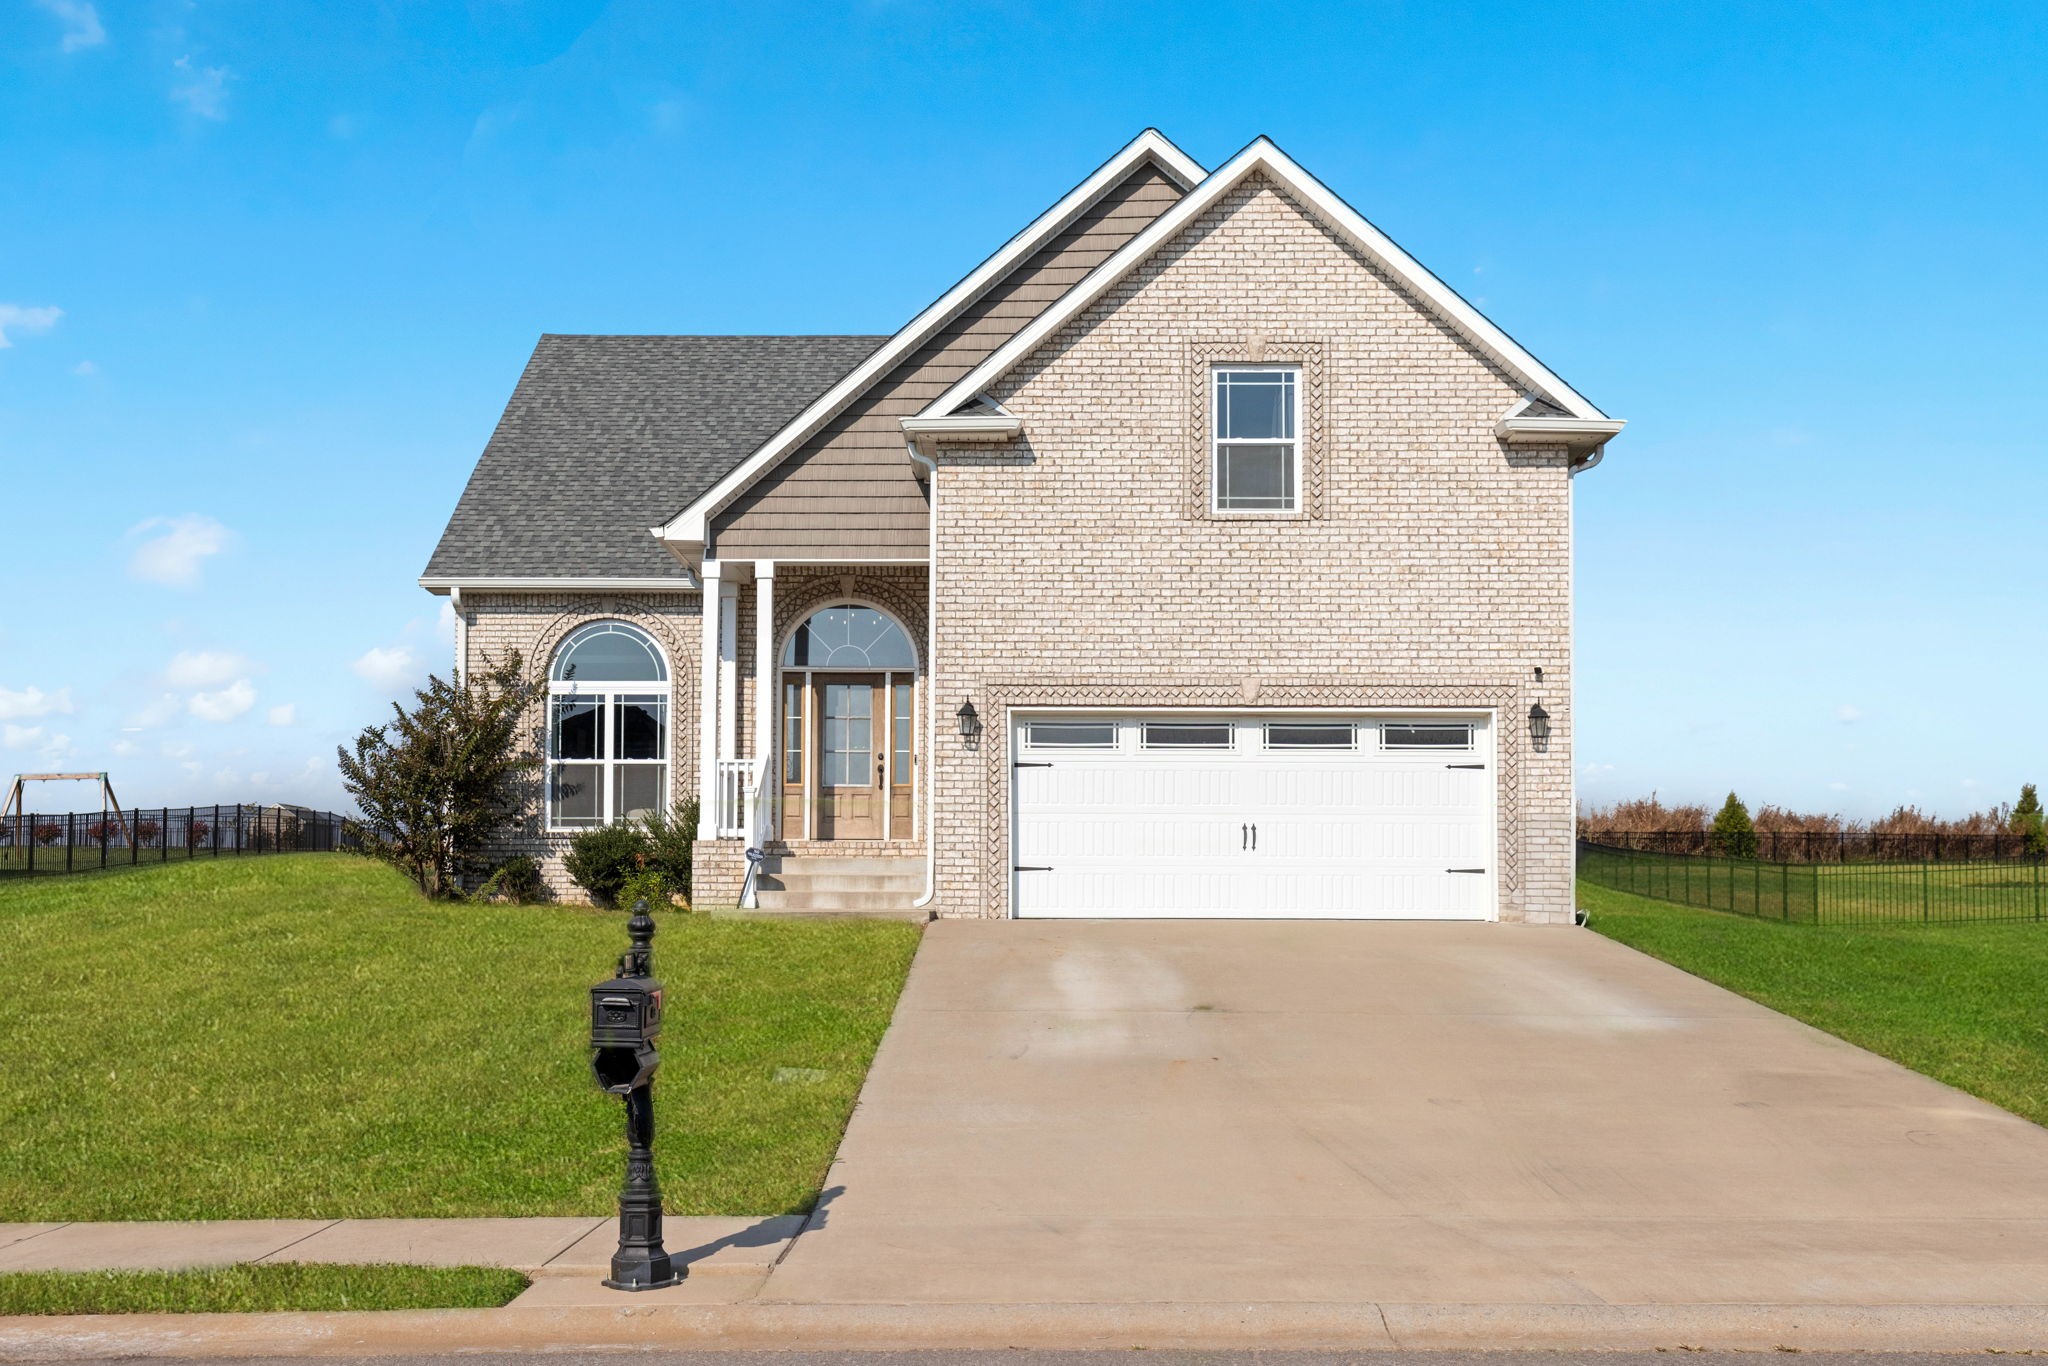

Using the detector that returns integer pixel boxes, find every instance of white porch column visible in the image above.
[753,561,777,842]
[696,559,722,839]
[718,580,740,762]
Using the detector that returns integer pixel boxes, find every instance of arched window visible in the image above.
[782,605,916,669]
[547,621,670,830]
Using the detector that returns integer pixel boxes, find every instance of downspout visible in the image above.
[907,438,940,911]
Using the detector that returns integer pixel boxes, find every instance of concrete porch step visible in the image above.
[745,853,929,919]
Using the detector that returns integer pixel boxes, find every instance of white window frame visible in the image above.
[546,622,672,833]
[1210,364,1302,515]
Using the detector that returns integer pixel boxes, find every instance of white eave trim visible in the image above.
[1494,416,1627,448]
[653,129,1206,547]
[899,413,1023,456]
[419,575,701,596]
[923,136,1612,424]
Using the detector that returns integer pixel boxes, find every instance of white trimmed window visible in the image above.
[547,621,670,830]
[1211,365,1300,513]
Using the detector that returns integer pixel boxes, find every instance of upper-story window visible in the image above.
[1211,365,1300,513]
[547,621,669,830]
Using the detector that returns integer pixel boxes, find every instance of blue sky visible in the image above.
[3,0,2043,819]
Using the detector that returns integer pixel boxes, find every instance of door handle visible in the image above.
[1241,823,1248,850]
[1251,823,1257,851]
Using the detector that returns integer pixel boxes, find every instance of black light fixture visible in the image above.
[1528,702,1551,746]
[956,699,982,744]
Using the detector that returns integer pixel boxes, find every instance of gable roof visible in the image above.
[922,136,1615,425]
[421,334,884,587]
[653,129,1207,553]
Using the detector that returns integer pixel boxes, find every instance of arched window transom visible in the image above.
[782,605,915,670]
[547,621,670,830]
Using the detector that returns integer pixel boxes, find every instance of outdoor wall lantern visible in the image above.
[1528,702,1551,749]
[956,699,982,747]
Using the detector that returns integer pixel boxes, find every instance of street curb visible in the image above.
[5,1299,2048,1357]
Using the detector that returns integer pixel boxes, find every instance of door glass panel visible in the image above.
[1381,722,1473,750]
[782,681,805,785]
[822,683,873,787]
[612,695,665,760]
[1142,721,1234,749]
[892,683,912,786]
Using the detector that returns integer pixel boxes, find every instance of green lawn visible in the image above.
[0,854,921,1220]
[1581,879,2048,1126]
[0,1264,527,1315]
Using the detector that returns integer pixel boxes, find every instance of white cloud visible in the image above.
[266,703,296,727]
[1835,704,1863,724]
[72,360,96,376]
[35,0,103,51]
[170,56,230,119]
[188,679,255,723]
[128,514,231,587]
[437,600,458,643]
[111,738,137,757]
[0,685,73,720]
[0,304,62,348]
[353,645,422,689]
[1829,781,1851,792]
[127,692,181,728]
[160,740,194,759]
[165,650,249,688]
[3,724,74,763]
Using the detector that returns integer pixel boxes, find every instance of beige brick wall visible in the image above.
[924,173,1579,923]
[458,591,700,901]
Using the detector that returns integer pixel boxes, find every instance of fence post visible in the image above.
[212,805,220,857]
[25,814,33,875]
[1921,860,1930,923]
[160,807,169,863]
[2034,856,2041,923]
[65,812,74,874]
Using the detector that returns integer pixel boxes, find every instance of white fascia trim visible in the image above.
[899,413,1023,459]
[1493,416,1627,447]
[924,136,1612,423]
[418,575,701,595]
[653,130,1207,547]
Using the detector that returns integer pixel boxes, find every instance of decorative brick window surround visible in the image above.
[1187,337,1326,520]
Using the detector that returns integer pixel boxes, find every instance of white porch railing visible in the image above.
[715,758,755,839]
[715,756,771,842]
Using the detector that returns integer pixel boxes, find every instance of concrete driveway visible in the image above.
[762,919,2048,1308]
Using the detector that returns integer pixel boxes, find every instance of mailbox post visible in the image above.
[590,900,682,1290]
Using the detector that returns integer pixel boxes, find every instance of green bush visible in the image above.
[637,798,699,904]
[1710,791,1759,859]
[562,824,649,907]
[475,854,545,904]
[616,867,679,913]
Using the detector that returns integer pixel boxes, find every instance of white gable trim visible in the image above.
[923,137,1614,424]
[652,130,1207,552]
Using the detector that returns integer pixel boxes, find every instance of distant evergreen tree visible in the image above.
[2013,783,2046,857]
[1710,791,1759,859]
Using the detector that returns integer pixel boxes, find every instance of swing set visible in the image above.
[0,772,131,846]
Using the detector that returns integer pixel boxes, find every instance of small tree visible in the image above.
[1710,791,1758,859]
[2013,783,2046,857]
[336,653,539,899]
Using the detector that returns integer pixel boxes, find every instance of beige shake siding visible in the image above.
[710,162,1186,560]
[923,174,1578,923]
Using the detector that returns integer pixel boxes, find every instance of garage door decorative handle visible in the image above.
[1014,865,1053,873]
[1447,867,1486,874]
[1446,762,1486,770]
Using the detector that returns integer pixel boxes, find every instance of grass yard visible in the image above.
[0,854,922,1221]
[1581,879,2048,1127]
[0,1263,528,1315]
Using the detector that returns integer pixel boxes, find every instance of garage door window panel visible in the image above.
[1142,721,1234,749]
[1026,721,1117,750]
[1265,722,1356,750]
[1382,722,1475,750]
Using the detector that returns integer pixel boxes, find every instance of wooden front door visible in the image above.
[815,674,885,840]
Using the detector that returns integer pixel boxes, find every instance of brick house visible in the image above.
[423,132,1622,921]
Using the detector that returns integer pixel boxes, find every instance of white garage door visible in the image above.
[1011,713,1494,920]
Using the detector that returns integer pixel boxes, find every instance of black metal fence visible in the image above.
[1579,838,2048,927]
[0,804,356,877]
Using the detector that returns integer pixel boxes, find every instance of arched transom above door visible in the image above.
[782,605,917,670]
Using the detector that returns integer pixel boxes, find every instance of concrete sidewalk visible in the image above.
[0,1216,802,1283]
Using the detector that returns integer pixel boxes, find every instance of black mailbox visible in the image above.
[591,974,663,1095]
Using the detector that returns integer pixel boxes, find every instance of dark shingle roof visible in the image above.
[424,334,886,581]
